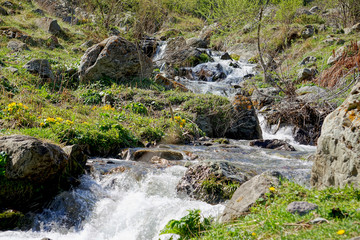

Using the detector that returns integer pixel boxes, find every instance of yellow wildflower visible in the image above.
[337,230,345,235]
[56,117,64,122]
[65,120,74,125]
[46,117,56,123]
[92,106,97,110]
[252,232,256,236]
[269,187,275,192]
[40,122,45,127]
[102,105,115,111]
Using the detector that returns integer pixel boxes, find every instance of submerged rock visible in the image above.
[79,36,153,82]
[250,139,296,151]
[311,82,360,189]
[177,161,251,204]
[221,171,282,222]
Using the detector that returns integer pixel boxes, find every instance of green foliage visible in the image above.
[275,0,303,24]
[202,181,360,239]
[125,102,148,115]
[80,89,102,105]
[160,209,211,239]
[295,14,326,24]
[0,151,8,176]
[201,176,240,200]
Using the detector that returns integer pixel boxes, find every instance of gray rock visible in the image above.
[327,45,345,65]
[23,59,54,79]
[5,67,18,74]
[345,23,360,35]
[0,135,68,182]
[7,40,29,52]
[309,6,320,13]
[225,95,263,140]
[311,82,360,189]
[81,40,94,48]
[32,8,45,16]
[296,85,327,102]
[297,68,317,81]
[33,0,74,19]
[79,36,153,82]
[35,17,62,35]
[62,16,78,25]
[287,201,318,216]
[221,171,282,222]
[301,25,315,39]
[300,56,317,65]
[0,6,8,16]
[250,139,296,151]
[186,37,208,48]
[132,149,183,162]
[220,52,232,60]
[251,87,280,109]
[177,161,252,204]
[62,144,87,177]
[309,217,328,224]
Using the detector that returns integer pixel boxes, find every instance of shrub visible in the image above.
[160,209,211,239]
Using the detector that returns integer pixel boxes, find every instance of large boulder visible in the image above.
[177,161,251,204]
[7,40,29,52]
[79,36,153,82]
[221,171,282,222]
[0,135,68,182]
[311,83,360,189]
[33,0,74,19]
[225,95,263,140]
[0,135,87,213]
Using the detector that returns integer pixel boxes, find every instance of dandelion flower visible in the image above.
[252,232,256,236]
[337,230,345,235]
[40,122,45,127]
[269,187,275,192]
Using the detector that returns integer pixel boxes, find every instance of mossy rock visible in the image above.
[0,210,25,230]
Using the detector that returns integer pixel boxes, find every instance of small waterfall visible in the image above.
[0,165,223,240]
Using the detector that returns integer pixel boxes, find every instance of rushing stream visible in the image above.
[0,43,316,240]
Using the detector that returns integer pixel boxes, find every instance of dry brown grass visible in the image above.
[318,41,360,88]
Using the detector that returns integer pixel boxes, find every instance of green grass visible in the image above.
[201,181,360,240]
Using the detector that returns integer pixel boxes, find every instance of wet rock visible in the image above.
[177,161,251,204]
[311,82,360,189]
[35,17,62,35]
[300,56,317,65]
[301,25,315,39]
[62,144,88,177]
[0,135,68,182]
[141,36,158,58]
[251,87,280,109]
[250,139,296,151]
[154,74,189,92]
[309,217,329,224]
[23,59,54,80]
[186,37,208,48]
[79,36,153,82]
[0,6,8,16]
[221,171,282,222]
[297,68,317,81]
[225,95,262,140]
[0,209,24,230]
[133,149,183,162]
[220,52,232,60]
[287,201,318,216]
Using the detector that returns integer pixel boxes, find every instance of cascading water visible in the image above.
[0,40,316,240]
